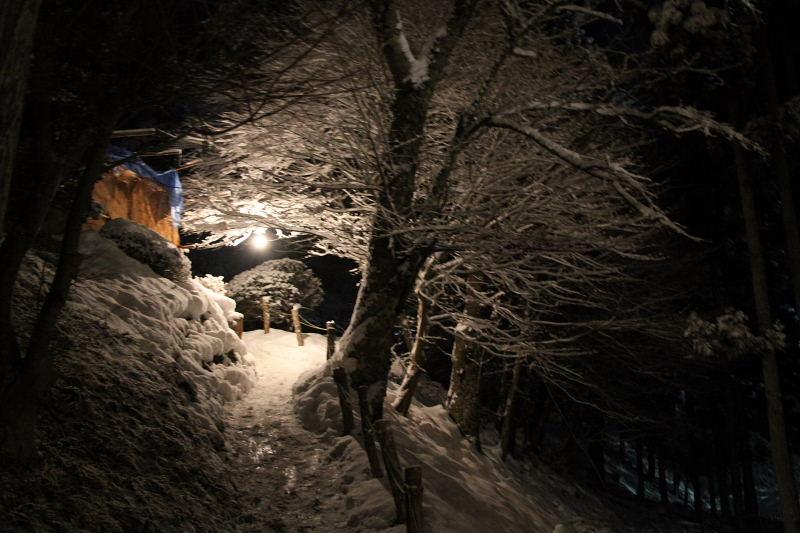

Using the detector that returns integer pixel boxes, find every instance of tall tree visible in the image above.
[0,0,42,238]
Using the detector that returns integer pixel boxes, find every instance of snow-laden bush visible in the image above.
[227,258,323,326]
[100,218,191,282]
[195,274,227,295]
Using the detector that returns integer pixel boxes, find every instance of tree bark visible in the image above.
[659,450,669,507]
[647,441,656,481]
[528,378,549,452]
[718,458,731,519]
[357,385,384,479]
[708,468,718,517]
[393,258,436,416]
[0,120,114,462]
[760,31,800,317]
[734,124,800,533]
[332,367,355,436]
[636,440,645,500]
[725,383,744,519]
[339,0,475,421]
[0,0,43,238]
[339,235,425,419]
[740,421,759,518]
[692,469,703,523]
[446,295,485,437]
[500,356,524,460]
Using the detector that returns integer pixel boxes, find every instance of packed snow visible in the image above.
[0,232,257,532]
[74,231,255,402]
[224,329,343,531]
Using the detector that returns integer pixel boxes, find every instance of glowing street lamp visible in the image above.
[250,229,270,250]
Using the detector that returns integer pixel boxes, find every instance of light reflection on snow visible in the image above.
[283,465,297,495]
[249,439,276,465]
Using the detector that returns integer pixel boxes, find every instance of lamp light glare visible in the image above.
[251,232,269,250]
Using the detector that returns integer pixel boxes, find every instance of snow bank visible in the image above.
[0,240,255,532]
[293,352,694,533]
[294,362,573,533]
[75,231,255,402]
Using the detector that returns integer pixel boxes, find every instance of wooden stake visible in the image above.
[332,367,354,436]
[261,296,270,334]
[292,303,303,346]
[357,386,383,478]
[404,466,424,533]
[326,320,336,360]
[375,419,406,523]
[234,317,243,339]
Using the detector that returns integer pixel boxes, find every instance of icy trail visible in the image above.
[224,329,343,532]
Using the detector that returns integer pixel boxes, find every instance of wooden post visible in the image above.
[292,303,303,346]
[261,296,270,334]
[332,367,355,436]
[357,385,383,478]
[326,320,336,360]
[375,419,406,523]
[234,317,243,338]
[404,466,424,533]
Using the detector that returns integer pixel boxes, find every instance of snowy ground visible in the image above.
[226,330,662,533]
[1,234,257,533]
[223,328,715,533]
[224,329,352,531]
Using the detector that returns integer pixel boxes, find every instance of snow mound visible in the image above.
[295,362,568,533]
[76,231,254,401]
[0,246,251,532]
[293,355,683,533]
[100,218,191,282]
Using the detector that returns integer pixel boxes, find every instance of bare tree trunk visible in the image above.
[726,384,744,519]
[741,426,759,518]
[332,367,355,435]
[339,237,424,420]
[446,296,484,437]
[0,0,43,237]
[659,450,669,507]
[636,440,645,500]
[718,459,731,519]
[357,385,384,479]
[500,356,523,460]
[339,0,476,421]
[587,417,606,487]
[393,258,436,416]
[760,32,800,317]
[0,121,114,462]
[673,468,680,495]
[647,441,657,481]
[528,379,549,452]
[734,126,800,533]
[708,468,718,517]
[693,470,703,523]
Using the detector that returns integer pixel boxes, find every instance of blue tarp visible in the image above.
[107,146,184,224]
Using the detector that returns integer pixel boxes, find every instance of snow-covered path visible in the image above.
[224,329,342,532]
